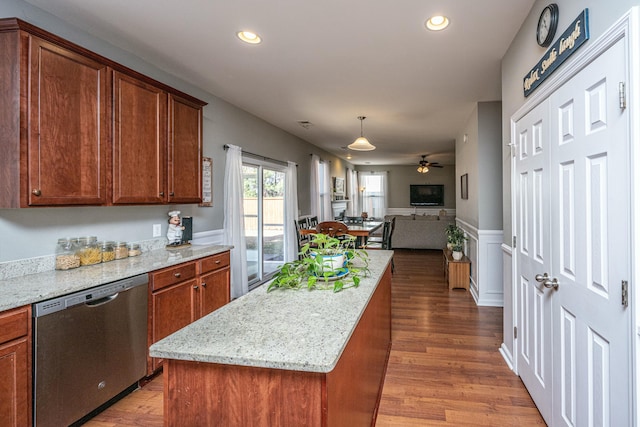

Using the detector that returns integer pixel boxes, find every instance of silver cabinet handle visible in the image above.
[174,272,181,278]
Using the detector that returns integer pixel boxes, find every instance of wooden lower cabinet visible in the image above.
[163,265,392,426]
[0,306,32,427]
[147,252,230,375]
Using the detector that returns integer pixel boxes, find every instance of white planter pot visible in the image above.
[452,251,463,261]
[313,253,345,273]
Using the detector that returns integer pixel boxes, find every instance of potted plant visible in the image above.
[268,233,370,293]
[449,227,468,261]
[444,224,458,250]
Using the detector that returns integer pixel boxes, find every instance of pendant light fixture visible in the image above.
[348,116,376,151]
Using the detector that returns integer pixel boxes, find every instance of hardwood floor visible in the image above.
[375,249,544,426]
[84,249,544,426]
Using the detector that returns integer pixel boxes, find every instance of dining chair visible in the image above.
[365,219,395,272]
[307,216,319,229]
[316,220,349,237]
[294,218,310,255]
[365,221,391,250]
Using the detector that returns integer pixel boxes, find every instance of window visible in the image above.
[359,172,388,220]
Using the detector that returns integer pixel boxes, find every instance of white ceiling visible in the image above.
[26,0,535,166]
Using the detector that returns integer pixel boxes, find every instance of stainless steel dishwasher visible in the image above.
[33,274,148,427]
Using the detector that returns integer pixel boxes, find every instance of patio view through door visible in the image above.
[243,161,286,288]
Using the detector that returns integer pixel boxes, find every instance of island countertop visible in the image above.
[0,244,233,311]
[150,250,393,373]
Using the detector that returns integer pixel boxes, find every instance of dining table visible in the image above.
[301,220,383,247]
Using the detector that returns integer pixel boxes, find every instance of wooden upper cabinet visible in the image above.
[112,71,167,204]
[28,37,110,206]
[0,18,206,208]
[168,95,203,204]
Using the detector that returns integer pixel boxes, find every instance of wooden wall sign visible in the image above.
[200,157,213,206]
[524,9,590,97]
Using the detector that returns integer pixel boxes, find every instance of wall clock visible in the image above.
[536,3,559,47]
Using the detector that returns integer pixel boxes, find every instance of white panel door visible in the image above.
[548,37,630,427]
[514,100,553,424]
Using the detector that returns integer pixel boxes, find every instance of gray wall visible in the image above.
[456,101,503,230]
[355,165,456,209]
[501,0,637,244]
[0,0,349,262]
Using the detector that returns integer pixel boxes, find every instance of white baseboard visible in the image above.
[499,343,515,372]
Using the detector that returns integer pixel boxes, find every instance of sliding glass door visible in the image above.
[243,161,286,288]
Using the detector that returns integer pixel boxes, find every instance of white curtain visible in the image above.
[284,161,299,262]
[358,171,388,220]
[321,161,332,221]
[347,168,359,216]
[310,154,320,219]
[223,144,248,298]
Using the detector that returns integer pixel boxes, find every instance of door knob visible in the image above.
[535,273,549,283]
[542,277,559,290]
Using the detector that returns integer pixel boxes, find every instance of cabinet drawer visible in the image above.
[0,306,30,344]
[199,252,230,274]
[151,262,197,291]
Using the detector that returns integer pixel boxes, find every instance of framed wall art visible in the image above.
[461,173,468,200]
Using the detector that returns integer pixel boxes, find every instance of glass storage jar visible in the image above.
[100,241,116,262]
[128,243,141,257]
[55,238,80,270]
[114,241,129,260]
[76,236,101,266]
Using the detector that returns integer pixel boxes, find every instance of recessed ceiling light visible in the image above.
[425,15,450,31]
[237,31,262,44]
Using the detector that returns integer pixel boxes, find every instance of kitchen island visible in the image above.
[150,250,393,427]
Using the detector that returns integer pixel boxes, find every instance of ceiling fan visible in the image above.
[417,155,443,173]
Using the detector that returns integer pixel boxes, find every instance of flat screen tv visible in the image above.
[410,184,444,206]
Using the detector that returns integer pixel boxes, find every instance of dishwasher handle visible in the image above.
[85,293,119,307]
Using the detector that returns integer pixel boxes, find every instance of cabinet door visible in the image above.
[113,71,167,204]
[28,36,109,205]
[149,279,197,372]
[168,94,202,203]
[198,267,230,319]
[0,339,30,427]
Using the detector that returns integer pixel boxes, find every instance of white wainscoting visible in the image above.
[500,243,515,371]
[191,229,225,246]
[456,219,504,307]
[386,207,456,216]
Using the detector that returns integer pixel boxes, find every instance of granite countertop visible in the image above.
[149,250,393,373]
[0,244,233,312]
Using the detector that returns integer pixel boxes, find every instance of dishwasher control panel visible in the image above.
[33,273,148,317]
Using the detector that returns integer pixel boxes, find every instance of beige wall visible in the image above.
[355,165,456,209]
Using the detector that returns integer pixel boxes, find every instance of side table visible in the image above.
[442,249,470,290]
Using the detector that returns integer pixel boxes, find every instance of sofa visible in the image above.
[385,214,455,250]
